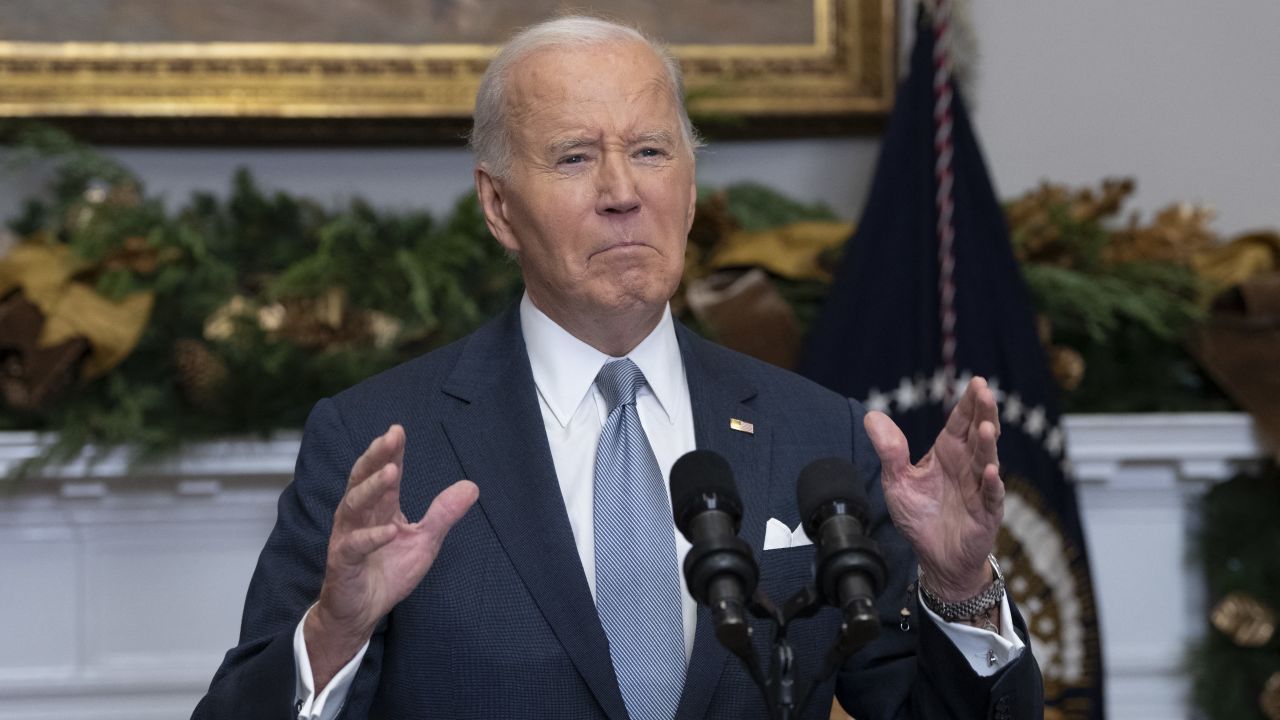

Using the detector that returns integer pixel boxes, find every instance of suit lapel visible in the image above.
[438,310,774,720]
[673,325,772,720]
[440,307,628,720]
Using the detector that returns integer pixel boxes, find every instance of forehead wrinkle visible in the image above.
[503,43,685,162]
[622,75,683,146]
[502,51,573,128]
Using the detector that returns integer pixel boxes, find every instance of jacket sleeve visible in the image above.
[834,399,1044,719]
[191,399,388,720]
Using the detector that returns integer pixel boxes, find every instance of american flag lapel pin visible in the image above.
[729,418,755,435]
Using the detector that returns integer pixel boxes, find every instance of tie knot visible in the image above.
[595,358,647,414]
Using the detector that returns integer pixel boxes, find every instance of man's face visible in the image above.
[476,41,697,338]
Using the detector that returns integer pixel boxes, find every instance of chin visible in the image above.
[587,282,669,316]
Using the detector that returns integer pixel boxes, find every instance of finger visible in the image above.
[981,463,1004,517]
[973,416,1000,477]
[863,411,912,486]
[388,425,406,477]
[977,380,1001,439]
[336,523,398,564]
[412,480,480,548]
[347,425,406,490]
[338,461,400,525]
[942,376,985,439]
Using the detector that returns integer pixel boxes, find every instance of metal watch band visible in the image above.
[918,554,1006,623]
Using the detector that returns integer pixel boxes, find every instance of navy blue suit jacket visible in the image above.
[193,305,1042,719]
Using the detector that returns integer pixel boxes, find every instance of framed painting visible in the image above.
[0,0,895,143]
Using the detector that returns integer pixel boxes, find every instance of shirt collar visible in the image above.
[520,293,682,428]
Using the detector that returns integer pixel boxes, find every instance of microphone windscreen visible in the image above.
[669,450,740,534]
[796,457,869,527]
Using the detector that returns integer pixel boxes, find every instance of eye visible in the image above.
[558,154,587,166]
[635,147,666,159]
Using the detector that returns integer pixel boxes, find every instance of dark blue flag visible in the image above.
[800,9,1105,719]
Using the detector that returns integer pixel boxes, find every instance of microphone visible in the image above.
[796,458,887,642]
[670,450,759,641]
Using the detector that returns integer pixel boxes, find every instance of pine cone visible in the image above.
[173,338,229,411]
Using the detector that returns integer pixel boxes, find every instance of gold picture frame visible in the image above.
[0,0,895,143]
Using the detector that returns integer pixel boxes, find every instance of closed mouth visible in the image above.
[593,240,651,257]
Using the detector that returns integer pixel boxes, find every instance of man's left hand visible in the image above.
[864,376,1003,601]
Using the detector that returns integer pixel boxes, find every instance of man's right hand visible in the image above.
[304,424,479,691]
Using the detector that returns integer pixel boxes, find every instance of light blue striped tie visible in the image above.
[593,358,685,720]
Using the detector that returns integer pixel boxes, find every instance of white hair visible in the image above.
[469,15,702,178]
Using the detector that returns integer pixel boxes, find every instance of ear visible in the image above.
[475,166,520,254]
[684,171,698,236]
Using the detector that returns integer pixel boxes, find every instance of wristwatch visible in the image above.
[918,554,1006,623]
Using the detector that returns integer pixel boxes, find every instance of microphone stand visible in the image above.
[711,584,881,720]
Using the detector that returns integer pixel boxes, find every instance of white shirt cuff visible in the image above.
[293,608,369,720]
[919,590,1025,677]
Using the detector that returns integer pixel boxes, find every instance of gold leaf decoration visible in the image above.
[0,238,80,300]
[707,221,853,283]
[203,295,255,343]
[1106,201,1218,267]
[1262,672,1280,720]
[0,238,153,381]
[1193,231,1280,294]
[204,288,402,351]
[1211,592,1276,648]
[1006,178,1136,268]
[41,284,154,380]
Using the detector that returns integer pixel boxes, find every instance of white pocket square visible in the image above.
[762,518,813,550]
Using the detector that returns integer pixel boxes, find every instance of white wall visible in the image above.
[80,138,881,224]
[967,0,1280,237]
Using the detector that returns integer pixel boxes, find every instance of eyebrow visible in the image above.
[631,130,675,146]
[544,130,676,157]
[546,136,600,156]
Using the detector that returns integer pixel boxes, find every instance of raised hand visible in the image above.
[863,377,1003,602]
[304,425,478,689]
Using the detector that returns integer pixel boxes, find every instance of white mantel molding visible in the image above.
[3,413,1266,492]
[0,431,302,482]
[0,413,1269,720]
[1063,412,1268,485]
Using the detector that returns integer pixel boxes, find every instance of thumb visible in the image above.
[416,479,479,542]
[864,411,912,484]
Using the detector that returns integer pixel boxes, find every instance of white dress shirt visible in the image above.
[291,294,1022,719]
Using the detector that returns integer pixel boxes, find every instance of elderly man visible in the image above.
[194,15,1041,720]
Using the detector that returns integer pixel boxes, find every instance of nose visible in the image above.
[595,152,640,216]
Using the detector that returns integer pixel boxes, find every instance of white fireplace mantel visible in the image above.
[0,414,1267,720]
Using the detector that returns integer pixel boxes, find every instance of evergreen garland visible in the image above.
[0,125,853,475]
[1191,466,1280,720]
[0,124,1240,476]
[1006,182,1232,412]
[1,123,525,472]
